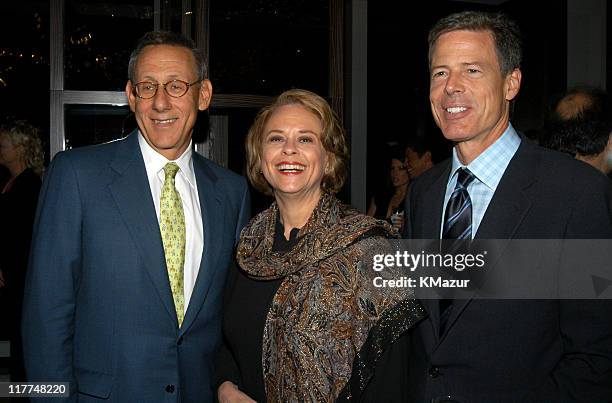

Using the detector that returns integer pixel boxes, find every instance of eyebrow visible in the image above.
[266,129,319,135]
[431,61,483,70]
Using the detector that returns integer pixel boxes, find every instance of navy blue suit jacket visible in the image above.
[22,132,250,402]
[405,139,612,402]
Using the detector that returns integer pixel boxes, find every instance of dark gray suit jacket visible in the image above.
[404,138,612,402]
[22,132,250,402]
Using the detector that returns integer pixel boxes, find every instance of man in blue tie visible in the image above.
[404,11,612,402]
[22,31,250,402]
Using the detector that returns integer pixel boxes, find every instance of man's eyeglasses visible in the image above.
[133,80,201,99]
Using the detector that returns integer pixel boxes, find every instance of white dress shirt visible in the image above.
[138,133,204,312]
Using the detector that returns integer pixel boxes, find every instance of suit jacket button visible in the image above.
[428,366,441,378]
[165,384,175,393]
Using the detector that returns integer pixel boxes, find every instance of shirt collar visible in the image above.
[137,131,197,189]
[450,123,521,190]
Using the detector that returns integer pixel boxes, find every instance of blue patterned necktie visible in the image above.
[439,168,476,332]
[160,162,186,327]
[443,168,476,240]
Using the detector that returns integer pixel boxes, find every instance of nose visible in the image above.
[152,84,172,112]
[282,136,297,155]
[444,71,464,95]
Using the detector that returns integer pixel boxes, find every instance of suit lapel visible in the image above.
[418,163,449,240]
[108,132,178,324]
[413,162,451,342]
[180,155,224,334]
[441,140,537,339]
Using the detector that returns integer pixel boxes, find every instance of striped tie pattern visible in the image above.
[443,168,476,240]
[439,168,476,332]
[160,162,186,327]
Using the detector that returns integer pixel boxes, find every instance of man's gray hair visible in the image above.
[428,11,522,76]
[127,31,207,82]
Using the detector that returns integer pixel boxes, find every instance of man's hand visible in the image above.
[218,381,256,403]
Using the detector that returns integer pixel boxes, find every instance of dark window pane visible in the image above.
[160,0,197,35]
[0,1,49,131]
[65,0,154,90]
[209,0,329,96]
[220,108,257,175]
[609,2,612,94]
[213,108,273,214]
[65,104,135,148]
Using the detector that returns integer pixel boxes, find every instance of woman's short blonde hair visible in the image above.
[245,89,349,196]
[1,120,45,177]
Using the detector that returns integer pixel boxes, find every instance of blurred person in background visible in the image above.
[404,136,435,179]
[541,86,612,175]
[0,120,44,381]
[367,145,410,232]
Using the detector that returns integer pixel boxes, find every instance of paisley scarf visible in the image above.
[237,194,425,402]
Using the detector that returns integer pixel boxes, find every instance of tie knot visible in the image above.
[164,162,180,180]
[456,168,476,188]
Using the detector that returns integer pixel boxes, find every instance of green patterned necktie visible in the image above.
[160,162,186,327]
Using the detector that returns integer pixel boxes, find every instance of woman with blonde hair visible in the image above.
[216,89,424,402]
[0,120,44,181]
[0,120,44,381]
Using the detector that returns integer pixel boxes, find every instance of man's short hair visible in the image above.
[543,87,612,157]
[127,31,207,82]
[405,136,432,158]
[405,120,451,163]
[428,11,522,76]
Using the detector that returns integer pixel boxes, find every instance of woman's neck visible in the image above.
[8,162,26,179]
[394,182,408,197]
[275,190,322,240]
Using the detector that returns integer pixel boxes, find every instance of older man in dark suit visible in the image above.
[405,11,612,402]
[22,31,250,402]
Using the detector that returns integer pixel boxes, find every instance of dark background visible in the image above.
[0,0,608,205]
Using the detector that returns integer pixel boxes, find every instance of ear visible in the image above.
[125,81,137,112]
[198,79,213,111]
[504,68,522,101]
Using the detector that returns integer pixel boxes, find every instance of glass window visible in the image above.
[209,0,329,96]
[608,3,612,95]
[211,107,273,213]
[218,108,256,174]
[64,104,134,149]
[0,2,50,130]
[64,0,155,91]
[159,0,198,35]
